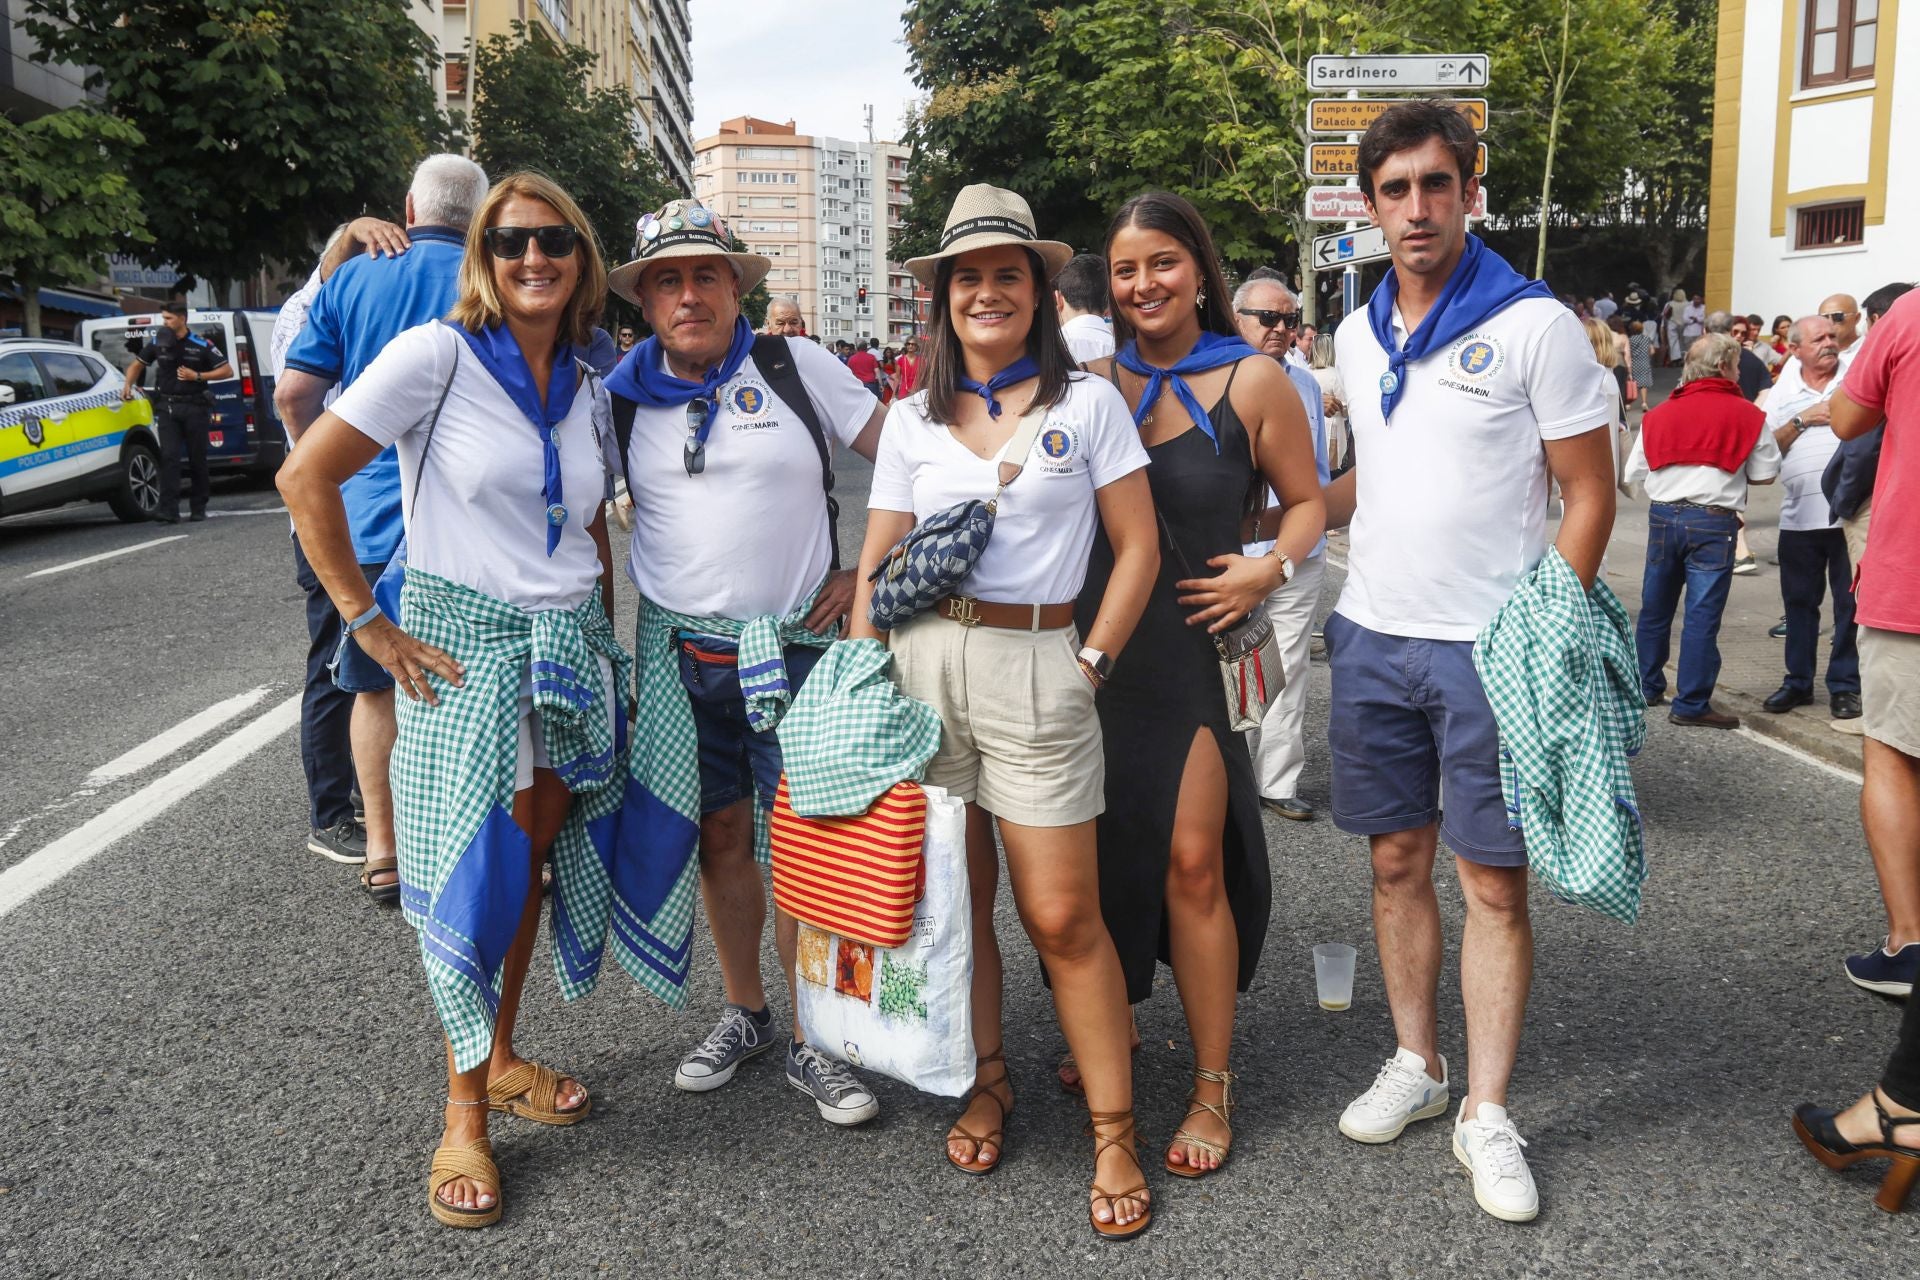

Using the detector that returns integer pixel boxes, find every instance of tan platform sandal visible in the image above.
[946,1049,1012,1176]
[1086,1109,1153,1241]
[1164,1066,1236,1178]
[487,1060,590,1125]
[428,1136,502,1229]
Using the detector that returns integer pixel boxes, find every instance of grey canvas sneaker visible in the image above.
[674,1003,776,1092]
[307,820,367,865]
[786,1039,879,1126]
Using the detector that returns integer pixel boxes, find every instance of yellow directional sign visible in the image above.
[1307,98,1488,135]
[1306,140,1488,178]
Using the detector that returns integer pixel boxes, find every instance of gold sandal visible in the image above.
[487,1060,590,1126]
[1164,1066,1235,1179]
[946,1049,1012,1176]
[1086,1109,1153,1241]
[427,1136,502,1229]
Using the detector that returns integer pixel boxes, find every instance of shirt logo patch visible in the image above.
[1039,426,1075,460]
[729,379,772,418]
[1450,336,1505,380]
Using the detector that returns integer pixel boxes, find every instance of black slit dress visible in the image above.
[1075,362,1272,1005]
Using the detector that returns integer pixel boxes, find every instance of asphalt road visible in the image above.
[1,461,1914,1278]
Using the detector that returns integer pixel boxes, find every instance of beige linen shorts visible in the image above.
[886,611,1104,827]
[1861,624,1920,759]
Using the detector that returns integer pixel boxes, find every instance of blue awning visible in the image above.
[0,286,122,318]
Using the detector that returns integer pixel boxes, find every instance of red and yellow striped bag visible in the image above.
[770,776,928,949]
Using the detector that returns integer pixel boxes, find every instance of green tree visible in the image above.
[0,109,151,336]
[469,20,678,319]
[1606,0,1713,297]
[23,0,453,296]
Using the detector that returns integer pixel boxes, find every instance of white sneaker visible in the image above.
[1452,1101,1540,1222]
[1338,1047,1450,1144]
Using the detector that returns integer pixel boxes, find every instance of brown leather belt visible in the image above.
[933,596,1076,631]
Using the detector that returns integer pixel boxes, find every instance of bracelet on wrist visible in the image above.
[344,604,383,634]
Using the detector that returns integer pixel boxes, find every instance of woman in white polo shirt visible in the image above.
[279,172,629,1230]
[848,185,1160,1239]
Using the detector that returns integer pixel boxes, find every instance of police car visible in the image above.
[79,309,286,485]
[0,337,165,521]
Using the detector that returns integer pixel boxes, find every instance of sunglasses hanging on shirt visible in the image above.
[684,395,717,476]
[484,224,582,260]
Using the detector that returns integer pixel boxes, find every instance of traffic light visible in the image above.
[857,285,868,303]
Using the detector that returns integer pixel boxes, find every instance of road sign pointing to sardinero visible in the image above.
[1307,53,1490,92]
[1312,226,1391,270]
[1308,97,1487,135]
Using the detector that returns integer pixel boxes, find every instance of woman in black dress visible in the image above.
[1075,191,1325,1178]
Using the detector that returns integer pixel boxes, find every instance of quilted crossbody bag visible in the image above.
[865,404,1049,631]
[771,776,929,948]
[1158,510,1284,732]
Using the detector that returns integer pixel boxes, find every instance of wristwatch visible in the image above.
[1790,415,1804,429]
[1268,549,1296,586]
[1077,645,1113,686]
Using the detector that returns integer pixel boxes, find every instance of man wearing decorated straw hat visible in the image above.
[601,196,889,1126]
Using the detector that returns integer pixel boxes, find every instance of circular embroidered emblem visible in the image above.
[730,380,771,417]
[1450,336,1506,380]
[1378,371,1399,395]
[1039,426,1075,459]
[546,503,569,528]
[23,419,44,448]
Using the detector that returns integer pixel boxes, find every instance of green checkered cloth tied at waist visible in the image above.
[392,567,634,1072]
[1473,548,1648,924]
[779,637,942,817]
[617,579,834,1007]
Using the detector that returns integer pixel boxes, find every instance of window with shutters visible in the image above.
[1794,200,1866,249]
[1803,0,1878,89]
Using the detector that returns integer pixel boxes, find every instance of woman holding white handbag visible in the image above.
[1069,190,1324,1181]
[847,184,1160,1239]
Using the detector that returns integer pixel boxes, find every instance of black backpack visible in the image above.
[609,334,842,569]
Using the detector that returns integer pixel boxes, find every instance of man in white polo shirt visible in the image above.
[1321,100,1617,1223]
[603,197,888,1128]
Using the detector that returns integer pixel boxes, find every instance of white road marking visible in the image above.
[0,694,301,920]
[208,506,288,518]
[1735,726,1863,786]
[24,535,187,579]
[85,686,275,785]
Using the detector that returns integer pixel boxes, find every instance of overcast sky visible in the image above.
[689,1,920,145]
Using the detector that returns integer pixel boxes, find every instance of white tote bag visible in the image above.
[794,784,974,1096]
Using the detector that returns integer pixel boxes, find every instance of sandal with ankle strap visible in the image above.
[488,1060,590,1126]
[1085,1108,1153,1240]
[1794,1088,1920,1213]
[1165,1066,1236,1179]
[428,1135,502,1229]
[946,1049,1012,1176]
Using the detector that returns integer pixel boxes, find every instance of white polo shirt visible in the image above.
[1765,375,1844,532]
[1334,296,1613,641]
[617,336,875,619]
[1059,313,1114,365]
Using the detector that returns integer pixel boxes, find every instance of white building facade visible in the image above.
[1709,0,1919,317]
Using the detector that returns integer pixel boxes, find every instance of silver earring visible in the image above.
[1196,289,1208,308]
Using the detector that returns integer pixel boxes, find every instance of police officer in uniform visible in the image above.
[121,300,232,523]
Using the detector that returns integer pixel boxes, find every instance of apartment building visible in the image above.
[693,117,925,345]
[413,0,694,191]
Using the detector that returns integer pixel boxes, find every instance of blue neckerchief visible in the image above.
[1115,331,1259,452]
[456,323,579,557]
[1366,234,1556,420]
[605,316,756,462]
[958,354,1038,419]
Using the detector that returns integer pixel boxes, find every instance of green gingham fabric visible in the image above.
[778,637,942,817]
[1472,548,1648,924]
[393,568,633,1071]
[619,580,833,1008]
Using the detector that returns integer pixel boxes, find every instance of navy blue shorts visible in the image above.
[1324,612,1525,867]
[676,633,824,816]
[328,560,397,695]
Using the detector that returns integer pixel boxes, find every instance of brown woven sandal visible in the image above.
[1086,1108,1153,1241]
[1164,1066,1235,1179]
[428,1137,502,1229]
[945,1049,1012,1176]
[487,1060,590,1125]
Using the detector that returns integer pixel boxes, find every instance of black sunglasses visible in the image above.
[1822,310,1853,324]
[484,224,581,260]
[1237,307,1301,330]
[684,397,715,476]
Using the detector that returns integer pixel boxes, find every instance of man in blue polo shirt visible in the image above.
[276,152,487,901]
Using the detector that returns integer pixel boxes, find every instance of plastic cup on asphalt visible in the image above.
[1314,943,1357,1011]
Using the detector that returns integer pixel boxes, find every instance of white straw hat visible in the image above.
[607,197,771,306]
[904,184,1074,287]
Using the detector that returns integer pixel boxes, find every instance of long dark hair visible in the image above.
[1104,191,1236,349]
[917,246,1075,426]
